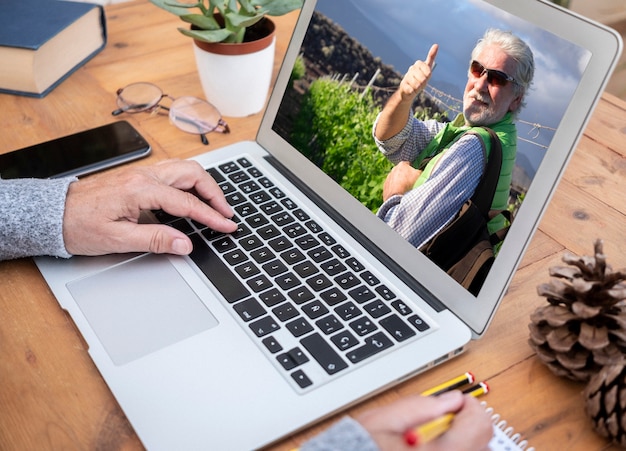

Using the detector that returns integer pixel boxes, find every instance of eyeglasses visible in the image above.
[111,82,230,145]
[469,60,518,87]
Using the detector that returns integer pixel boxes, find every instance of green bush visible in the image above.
[291,79,392,211]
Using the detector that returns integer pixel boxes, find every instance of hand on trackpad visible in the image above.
[67,254,218,365]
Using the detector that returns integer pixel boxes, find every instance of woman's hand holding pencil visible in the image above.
[353,373,493,450]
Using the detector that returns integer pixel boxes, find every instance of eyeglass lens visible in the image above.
[114,82,163,114]
[469,61,514,87]
[111,82,230,144]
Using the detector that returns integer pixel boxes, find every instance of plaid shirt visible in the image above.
[373,114,485,249]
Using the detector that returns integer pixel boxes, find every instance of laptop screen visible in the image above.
[261,0,621,334]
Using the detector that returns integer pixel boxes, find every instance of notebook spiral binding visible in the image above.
[482,402,535,451]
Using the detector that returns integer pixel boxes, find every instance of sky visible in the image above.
[315,0,591,179]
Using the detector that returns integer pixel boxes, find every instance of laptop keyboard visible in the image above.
[153,156,433,392]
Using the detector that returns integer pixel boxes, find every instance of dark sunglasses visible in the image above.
[469,60,518,87]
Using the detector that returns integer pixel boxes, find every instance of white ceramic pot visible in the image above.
[192,19,276,118]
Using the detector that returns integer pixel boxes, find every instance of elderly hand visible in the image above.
[398,44,439,102]
[382,161,423,201]
[63,159,237,256]
[356,391,493,451]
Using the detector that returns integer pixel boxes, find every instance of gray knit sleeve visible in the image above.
[299,417,379,451]
[0,177,76,260]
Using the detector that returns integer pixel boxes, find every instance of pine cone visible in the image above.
[528,240,626,382]
[584,363,626,446]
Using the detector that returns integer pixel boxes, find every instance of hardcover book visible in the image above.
[0,0,107,98]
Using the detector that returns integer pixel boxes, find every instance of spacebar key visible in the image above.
[300,333,348,375]
[189,233,250,303]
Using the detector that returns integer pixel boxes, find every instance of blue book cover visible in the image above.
[0,0,107,98]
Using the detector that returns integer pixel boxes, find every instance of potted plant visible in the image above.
[150,0,303,117]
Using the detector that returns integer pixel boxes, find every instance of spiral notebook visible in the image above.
[485,402,534,451]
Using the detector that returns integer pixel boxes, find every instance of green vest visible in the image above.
[412,112,517,235]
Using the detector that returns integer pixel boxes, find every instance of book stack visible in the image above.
[0,0,107,98]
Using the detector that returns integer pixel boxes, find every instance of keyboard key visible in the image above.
[276,272,300,291]
[331,244,350,258]
[228,171,250,184]
[334,272,359,290]
[345,257,365,272]
[272,211,294,226]
[391,300,412,316]
[363,300,391,318]
[300,333,348,375]
[249,247,275,264]
[262,259,287,277]
[258,288,285,307]
[291,369,313,389]
[247,274,272,293]
[334,301,361,321]
[306,274,333,292]
[286,317,314,337]
[408,314,431,332]
[308,246,332,263]
[213,236,237,253]
[269,236,292,252]
[293,261,318,278]
[346,332,393,364]
[249,315,280,337]
[379,314,416,342]
[294,234,319,250]
[350,316,378,336]
[262,335,283,353]
[233,298,266,322]
[316,314,343,335]
[360,271,380,286]
[234,261,260,279]
[348,285,376,304]
[237,157,252,168]
[288,286,315,304]
[189,234,249,303]
[273,302,299,322]
[206,167,226,183]
[277,348,308,370]
[250,191,272,204]
[376,285,396,301]
[301,300,329,319]
[257,224,281,240]
[320,287,347,306]
[330,330,359,351]
[239,180,260,194]
[281,249,306,265]
[169,218,194,234]
[320,259,346,276]
[234,202,257,217]
[219,162,239,174]
[293,209,309,221]
[240,235,263,251]
[224,249,248,266]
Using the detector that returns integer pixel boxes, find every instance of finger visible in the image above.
[115,222,195,255]
[425,43,439,69]
[152,160,235,219]
[154,187,237,233]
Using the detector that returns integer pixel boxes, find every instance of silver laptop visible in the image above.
[35,0,622,449]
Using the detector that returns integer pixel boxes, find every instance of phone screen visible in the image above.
[0,121,151,179]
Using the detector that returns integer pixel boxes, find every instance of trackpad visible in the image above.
[67,254,218,365]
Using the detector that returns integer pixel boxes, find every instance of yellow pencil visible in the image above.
[405,381,489,446]
[420,371,475,396]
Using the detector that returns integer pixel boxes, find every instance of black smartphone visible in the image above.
[0,121,151,179]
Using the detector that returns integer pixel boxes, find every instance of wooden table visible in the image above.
[1,1,625,449]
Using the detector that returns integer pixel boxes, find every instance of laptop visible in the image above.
[35,0,622,449]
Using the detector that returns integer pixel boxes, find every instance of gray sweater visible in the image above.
[0,177,75,260]
[0,176,380,450]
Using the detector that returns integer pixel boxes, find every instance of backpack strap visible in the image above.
[468,126,502,216]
